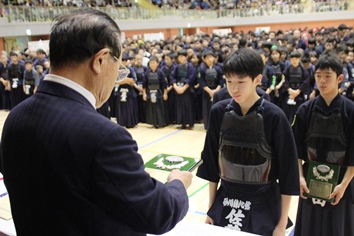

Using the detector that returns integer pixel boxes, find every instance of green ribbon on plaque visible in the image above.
[305,161,340,202]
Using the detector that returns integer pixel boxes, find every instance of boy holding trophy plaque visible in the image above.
[293,53,354,236]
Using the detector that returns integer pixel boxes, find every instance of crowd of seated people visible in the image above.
[152,0,348,13]
[0,0,133,7]
[0,0,349,10]
[0,0,350,21]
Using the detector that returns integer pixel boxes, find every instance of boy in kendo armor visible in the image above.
[197,48,299,236]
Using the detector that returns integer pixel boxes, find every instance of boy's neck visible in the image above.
[239,93,261,116]
[321,92,338,106]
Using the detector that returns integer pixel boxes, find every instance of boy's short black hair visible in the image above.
[25,59,33,64]
[257,48,269,57]
[301,53,311,63]
[223,48,263,80]
[121,54,129,61]
[202,50,215,58]
[177,49,187,57]
[326,36,337,44]
[290,50,301,58]
[149,56,159,63]
[9,51,18,57]
[261,41,272,49]
[307,38,316,45]
[315,53,343,77]
[309,51,318,58]
[338,24,347,31]
[36,49,46,55]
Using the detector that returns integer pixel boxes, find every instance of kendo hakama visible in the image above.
[162,63,177,125]
[133,65,147,123]
[293,95,354,236]
[115,84,138,128]
[145,90,166,127]
[9,78,25,109]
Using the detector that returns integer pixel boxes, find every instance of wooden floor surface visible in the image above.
[0,110,299,234]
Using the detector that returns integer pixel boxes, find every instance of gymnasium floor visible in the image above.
[0,110,299,235]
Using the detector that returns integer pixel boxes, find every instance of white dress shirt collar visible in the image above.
[44,74,96,109]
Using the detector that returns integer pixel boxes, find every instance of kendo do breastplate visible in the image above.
[288,66,303,89]
[219,99,273,183]
[177,64,188,85]
[24,70,35,85]
[148,72,160,90]
[205,68,217,89]
[135,67,144,83]
[306,108,347,165]
[272,64,282,82]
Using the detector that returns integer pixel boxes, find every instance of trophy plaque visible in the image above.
[305,161,340,202]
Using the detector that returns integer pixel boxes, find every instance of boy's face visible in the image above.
[36,67,43,74]
[348,52,354,63]
[190,55,199,65]
[338,51,346,62]
[271,51,280,62]
[290,57,300,67]
[130,58,136,66]
[213,43,220,50]
[10,55,18,63]
[204,55,215,67]
[187,49,194,58]
[0,55,7,65]
[25,63,33,71]
[310,55,318,64]
[302,62,311,69]
[315,34,322,42]
[178,55,187,64]
[165,56,172,66]
[325,42,334,51]
[225,74,261,105]
[315,68,343,97]
[136,56,143,66]
[149,60,158,71]
[280,52,287,61]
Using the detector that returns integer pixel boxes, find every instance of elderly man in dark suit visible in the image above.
[0,8,192,236]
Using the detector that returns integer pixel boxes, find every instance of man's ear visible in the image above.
[91,49,110,74]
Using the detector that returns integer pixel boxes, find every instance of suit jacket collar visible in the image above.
[37,80,96,110]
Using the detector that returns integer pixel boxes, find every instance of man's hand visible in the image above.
[167,169,193,189]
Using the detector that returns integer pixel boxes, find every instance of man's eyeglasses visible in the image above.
[110,53,130,82]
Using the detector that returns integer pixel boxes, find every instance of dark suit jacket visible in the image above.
[0,81,188,236]
[212,86,270,105]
